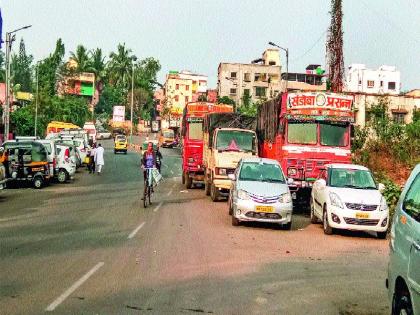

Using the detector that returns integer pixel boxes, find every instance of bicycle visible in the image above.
[143,167,154,208]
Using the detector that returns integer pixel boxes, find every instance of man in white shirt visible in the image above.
[94,143,105,175]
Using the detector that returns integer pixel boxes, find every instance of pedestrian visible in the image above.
[89,143,96,174]
[94,143,105,175]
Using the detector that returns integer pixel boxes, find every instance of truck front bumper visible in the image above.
[213,178,231,190]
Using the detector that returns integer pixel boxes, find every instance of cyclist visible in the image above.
[141,142,157,186]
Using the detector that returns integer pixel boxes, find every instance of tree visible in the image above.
[38,38,65,96]
[107,43,134,89]
[0,51,6,82]
[94,85,125,115]
[198,94,207,102]
[10,105,36,136]
[10,39,33,92]
[217,96,235,106]
[238,90,258,117]
[69,44,90,72]
[87,48,107,90]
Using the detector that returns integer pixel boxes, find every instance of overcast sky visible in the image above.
[1,0,419,90]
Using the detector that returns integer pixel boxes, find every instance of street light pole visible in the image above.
[3,25,32,140]
[268,41,289,92]
[130,56,137,144]
[35,62,39,137]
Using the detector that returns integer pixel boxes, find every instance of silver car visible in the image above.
[228,157,293,229]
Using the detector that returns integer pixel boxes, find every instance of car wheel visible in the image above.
[393,291,413,315]
[57,169,68,183]
[124,150,127,155]
[33,176,44,189]
[310,197,318,224]
[232,215,240,226]
[210,183,219,202]
[323,207,333,235]
[114,150,117,154]
[228,196,233,215]
[283,221,292,230]
[377,231,387,239]
[185,175,193,189]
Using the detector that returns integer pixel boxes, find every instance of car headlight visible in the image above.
[379,196,388,211]
[237,189,250,200]
[329,192,344,208]
[278,192,292,203]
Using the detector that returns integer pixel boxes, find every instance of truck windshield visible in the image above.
[188,122,203,140]
[216,130,254,152]
[239,162,285,183]
[287,122,317,144]
[320,123,348,147]
[329,168,377,189]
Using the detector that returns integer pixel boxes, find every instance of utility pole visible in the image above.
[326,0,344,92]
[35,62,39,137]
[130,56,137,144]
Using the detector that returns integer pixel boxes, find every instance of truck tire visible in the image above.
[33,176,44,189]
[185,175,193,189]
[210,183,220,202]
[205,179,211,196]
[182,172,185,185]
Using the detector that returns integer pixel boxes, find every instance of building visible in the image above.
[346,64,401,95]
[163,70,208,127]
[283,64,326,92]
[217,49,282,105]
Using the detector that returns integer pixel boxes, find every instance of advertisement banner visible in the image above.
[113,106,125,122]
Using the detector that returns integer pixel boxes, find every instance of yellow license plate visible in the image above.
[356,212,369,219]
[255,206,274,213]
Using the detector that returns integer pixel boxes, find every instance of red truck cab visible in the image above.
[181,102,233,188]
[258,92,354,204]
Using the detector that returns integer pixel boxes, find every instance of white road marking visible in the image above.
[128,222,146,239]
[166,189,173,197]
[153,202,163,212]
[163,164,168,168]
[45,262,104,312]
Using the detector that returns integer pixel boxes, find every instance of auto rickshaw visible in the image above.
[1,141,51,189]
[159,128,175,148]
[114,134,128,154]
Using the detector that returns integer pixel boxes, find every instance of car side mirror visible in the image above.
[287,178,294,185]
[228,173,236,181]
[318,179,326,187]
[378,183,385,193]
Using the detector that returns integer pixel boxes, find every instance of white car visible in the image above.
[96,128,112,140]
[228,157,293,229]
[310,164,389,238]
[55,144,76,183]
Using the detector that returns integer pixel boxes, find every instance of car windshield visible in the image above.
[188,122,203,140]
[216,130,254,152]
[163,131,174,138]
[329,168,377,189]
[403,173,420,221]
[239,162,285,183]
[117,136,126,142]
[287,122,317,144]
[320,123,348,147]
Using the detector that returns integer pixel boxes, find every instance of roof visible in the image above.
[241,157,280,165]
[325,163,369,171]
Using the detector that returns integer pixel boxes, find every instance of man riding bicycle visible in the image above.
[142,142,157,184]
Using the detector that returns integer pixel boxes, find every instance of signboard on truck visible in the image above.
[113,106,125,122]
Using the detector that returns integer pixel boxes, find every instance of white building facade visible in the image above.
[346,64,401,95]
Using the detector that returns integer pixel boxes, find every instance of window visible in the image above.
[230,72,237,78]
[358,80,362,85]
[239,162,285,183]
[328,168,377,189]
[175,84,179,90]
[287,122,317,145]
[393,113,405,124]
[244,73,251,82]
[320,123,348,147]
[175,95,179,102]
[188,122,204,140]
[402,173,420,222]
[367,80,374,88]
[255,86,266,97]
[380,81,383,87]
[215,130,255,152]
[254,73,261,81]
[243,89,250,97]
[388,82,396,90]
[230,88,237,95]
[185,85,189,91]
[273,90,279,96]
[185,96,189,103]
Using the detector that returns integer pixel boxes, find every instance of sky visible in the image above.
[1,0,419,90]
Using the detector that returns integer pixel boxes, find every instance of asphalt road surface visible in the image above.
[0,136,390,314]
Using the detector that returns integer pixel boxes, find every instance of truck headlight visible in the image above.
[238,189,250,200]
[379,196,388,212]
[329,192,344,208]
[217,168,227,175]
[288,168,297,176]
[278,193,292,203]
[188,157,194,163]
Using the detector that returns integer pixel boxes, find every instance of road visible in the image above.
[0,136,390,315]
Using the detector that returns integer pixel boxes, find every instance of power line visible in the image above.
[290,29,328,63]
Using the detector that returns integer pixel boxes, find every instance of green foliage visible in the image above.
[0,51,5,82]
[95,85,125,115]
[238,90,258,117]
[382,177,402,226]
[108,43,134,89]
[10,105,36,136]
[351,126,368,152]
[38,38,65,96]
[10,39,33,92]
[217,96,235,106]
[198,94,207,102]
[87,48,107,85]
[69,45,90,72]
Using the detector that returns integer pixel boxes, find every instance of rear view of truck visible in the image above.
[203,113,258,201]
[181,102,233,189]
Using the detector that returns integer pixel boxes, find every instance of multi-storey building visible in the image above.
[217,49,282,105]
[346,64,401,95]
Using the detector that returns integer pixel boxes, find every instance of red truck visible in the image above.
[181,102,233,188]
[257,91,354,204]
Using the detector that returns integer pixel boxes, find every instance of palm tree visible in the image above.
[87,48,107,90]
[69,45,89,72]
[107,43,134,89]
